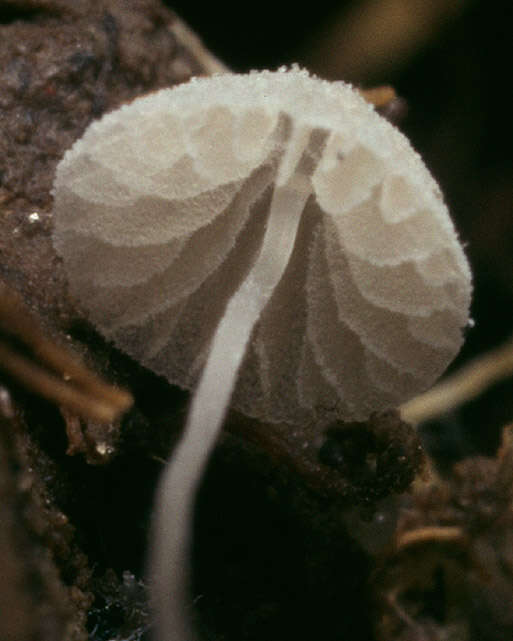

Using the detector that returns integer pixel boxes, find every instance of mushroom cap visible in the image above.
[53,67,472,424]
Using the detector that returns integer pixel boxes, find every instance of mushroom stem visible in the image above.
[150,126,328,641]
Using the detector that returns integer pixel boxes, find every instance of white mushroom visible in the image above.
[52,67,472,641]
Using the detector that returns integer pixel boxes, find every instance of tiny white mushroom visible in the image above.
[52,68,472,641]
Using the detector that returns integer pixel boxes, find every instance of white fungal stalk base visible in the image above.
[150,125,327,641]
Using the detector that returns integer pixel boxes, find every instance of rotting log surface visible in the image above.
[0,3,208,639]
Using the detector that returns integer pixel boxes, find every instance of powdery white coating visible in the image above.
[53,68,471,425]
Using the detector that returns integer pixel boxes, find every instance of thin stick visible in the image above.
[169,16,229,75]
[396,525,466,550]
[305,0,466,80]
[0,283,132,421]
[359,85,397,108]
[0,341,123,423]
[401,336,513,426]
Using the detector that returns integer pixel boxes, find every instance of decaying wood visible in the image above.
[0,2,218,639]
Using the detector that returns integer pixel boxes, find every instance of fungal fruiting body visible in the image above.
[52,68,472,641]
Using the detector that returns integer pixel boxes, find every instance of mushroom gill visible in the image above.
[52,68,472,641]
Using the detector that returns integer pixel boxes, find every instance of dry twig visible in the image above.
[401,336,513,426]
[305,0,467,81]
[0,282,132,423]
[396,525,466,550]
